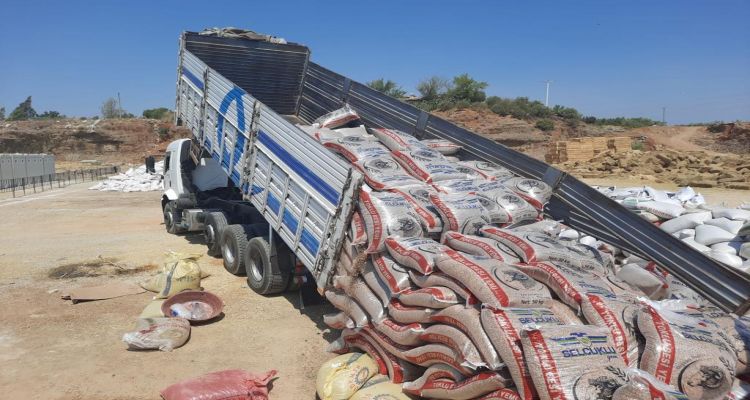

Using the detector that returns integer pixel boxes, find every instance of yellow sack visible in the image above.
[141,252,203,298]
[316,353,378,400]
[350,381,411,400]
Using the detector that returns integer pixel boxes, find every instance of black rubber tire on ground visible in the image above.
[204,212,229,257]
[220,225,250,275]
[245,236,291,295]
[163,201,184,234]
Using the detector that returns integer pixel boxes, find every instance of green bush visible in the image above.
[486,96,551,120]
[583,116,664,128]
[143,107,172,120]
[535,119,555,131]
[552,105,581,121]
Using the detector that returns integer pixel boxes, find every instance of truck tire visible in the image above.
[163,201,184,234]
[245,236,291,295]
[221,225,250,275]
[204,212,229,257]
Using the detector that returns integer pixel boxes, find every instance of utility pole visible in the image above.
[543,80,553,107]
[662,107,666,124]
[117,92,122,118]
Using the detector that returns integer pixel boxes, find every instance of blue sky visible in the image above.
[1,0,748,124]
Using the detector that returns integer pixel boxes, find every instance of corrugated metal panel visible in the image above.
[184,32,309,115]
[298,61,750,313]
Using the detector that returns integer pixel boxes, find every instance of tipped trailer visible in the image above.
[163,28,749,313]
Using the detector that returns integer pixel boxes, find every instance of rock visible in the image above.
[688,180,714,188]
[727,183,750,190]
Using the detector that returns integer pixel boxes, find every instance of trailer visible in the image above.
[164,28,749,313]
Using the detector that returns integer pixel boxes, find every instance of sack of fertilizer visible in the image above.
[373,318,425,347]
[385,236,449,274]
[392,148,467,182]
[418,324,486,369]
[430,193,495,236]
[389,299,436,324]
[401,343,480,376]
[355,329,424,383]
[325,290,370,327]
[350,380,411,400]
[359,190,423,253]
[349,211,368,245]
[432,178,482,194]
[670,306,749,375]
[500,177,553,210]
[313,105,362,129]
[435,250,551,308]
[421,138,462,155]
[520,324,628,400]
[327,332,388,376]
[637,303,736,399]
[397,286,460,309]
[409,270,479,306]
[333,275,387,324]
[514,261,616,310]
[430,304,504,370]
[580,293,640,367]
[297,125,342,141]
[355,155,423,190]
[481,306,569,400]
[403,370,514,399]
[480,227,609,277]
[369,127,426,151]
[615,263,669,300]
[324,311,355,330]
[458,160,515,181]
[369,253,412,297]
[442,231,520,264]
[637,200,685,219]
[390,185,443,234]
[476,181,539,225]
[323,136,390,162]
[612,368,689,400]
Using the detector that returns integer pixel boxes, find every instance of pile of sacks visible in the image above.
[89,161,164,192]
[305,106,750,400]
[597,185,750,273]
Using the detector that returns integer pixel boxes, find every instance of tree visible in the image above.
[101,97,119,119]
[366,78,407,98]
[417,77,451,100]
[8,96,37,121]
[552,105,581,121]
[447,74,488,102]
[38,111,64,119]
[142,107,171,120]
[0,107,5,120]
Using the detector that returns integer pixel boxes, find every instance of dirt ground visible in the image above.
[0,183,335,399]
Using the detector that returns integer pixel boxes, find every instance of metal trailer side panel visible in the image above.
[177,44,363,289]
[0,155,12,181]
[299,62,750,313]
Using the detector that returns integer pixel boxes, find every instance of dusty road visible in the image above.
[0,183,334,399]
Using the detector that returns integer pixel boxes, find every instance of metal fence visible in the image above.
[0,166,119,198]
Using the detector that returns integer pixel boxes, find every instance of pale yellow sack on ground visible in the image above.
[316,352,378,400]
[350,381,411,400]
[141,252,203,298]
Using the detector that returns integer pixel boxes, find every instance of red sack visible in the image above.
[160,369,278,400]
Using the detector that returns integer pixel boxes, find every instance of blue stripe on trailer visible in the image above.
[181,67,204,91]
[242,182,250,194]
[267,192,281,215]
[230,170,240,185]
[216,87,246,158]
[211,152,220,163]
[282,209,299,233]
[300,228,320,255]
[221,149,231,170]
[257,130,340,206]
[251,184,264,195]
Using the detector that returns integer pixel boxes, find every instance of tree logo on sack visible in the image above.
[364,158,399,173]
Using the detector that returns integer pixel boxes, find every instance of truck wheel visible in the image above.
[221,225,249,275]
[163,201,184,234]
[245,236,291,295]
[204,212,228,257]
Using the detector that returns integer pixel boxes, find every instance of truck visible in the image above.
[163,28,750,314]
